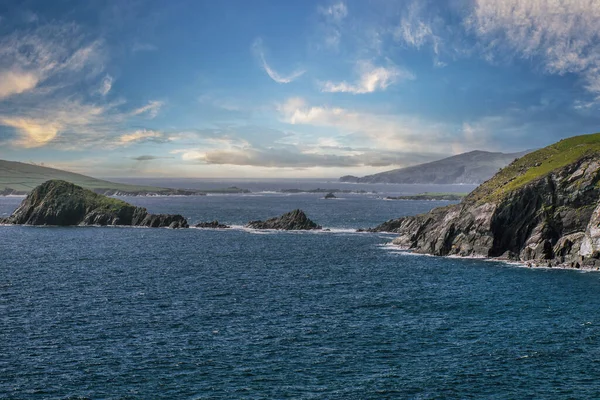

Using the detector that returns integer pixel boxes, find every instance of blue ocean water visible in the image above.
[2,185,600,398]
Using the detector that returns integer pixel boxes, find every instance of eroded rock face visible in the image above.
[370,157,600,268]
[246,209,321,230]
[3,180,188,228]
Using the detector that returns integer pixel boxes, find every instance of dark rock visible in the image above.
[324,192,337,199]
[195,220,230,229]
[2,180,188,228]
[246,209,321,230]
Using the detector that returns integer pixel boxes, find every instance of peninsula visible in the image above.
[368,133,600,269]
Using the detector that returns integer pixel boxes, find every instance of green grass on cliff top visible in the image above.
[467,132,600,203]
[39,180,134,212]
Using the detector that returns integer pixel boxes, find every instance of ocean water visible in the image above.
[2,185,600,399]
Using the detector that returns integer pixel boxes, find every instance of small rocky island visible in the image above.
[367,133,600,269]
[1,180,188,228]
[324,192,337,199]
[246,209,321,230]
[195,220,230,229]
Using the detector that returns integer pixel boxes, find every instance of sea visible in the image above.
[2,179,600,399]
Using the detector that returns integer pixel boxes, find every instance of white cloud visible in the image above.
[277,97,463,154]
[0,70,40,99]
[118,129,163,144]
[321,61,414,94]
[131,100,164,118]
[466,0,600,94]
[0,117,61,148]
[97,74,113,96]
[252,38,305,84]
[318,2,348,24]
[0,23,106,98]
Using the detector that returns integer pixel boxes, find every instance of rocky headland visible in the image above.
[246,209,321,230]
[1,180,188,228]
[367,133,600,269]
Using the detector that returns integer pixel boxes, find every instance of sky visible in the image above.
[1,0,600,178]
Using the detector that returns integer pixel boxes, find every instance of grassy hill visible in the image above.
[467,133,600,203]
[0,160,175,195]
[340,150,530,184]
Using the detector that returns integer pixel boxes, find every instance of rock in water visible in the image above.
[3,180,188,228]
[195,220,230,229]
[368,133,600,268]
[246,209,321,230]
[324,192,337,199]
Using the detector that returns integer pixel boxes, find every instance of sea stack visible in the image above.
[1,180,188,228]
[246,209,321,230]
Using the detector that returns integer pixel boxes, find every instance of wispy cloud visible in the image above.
[316,1,348,50]
[97,74,113,96]
[131,100,164,118]
[321,61,414,94]
[0,23,106,99]
[466,0,600,95]
[318,2,348,24]
[118,129,163,144]
[0,70,40,99]
[252,38,305,84]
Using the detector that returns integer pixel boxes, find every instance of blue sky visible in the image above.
[1,0,600,178]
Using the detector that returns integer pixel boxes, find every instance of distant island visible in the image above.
[340,150,530,185]
[0,159,249,196]
[366,133,600,269]
[385,193,467,201]
[280,188,373,194]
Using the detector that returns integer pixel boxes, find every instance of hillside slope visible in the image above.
[368,133,600,269]
[340,150,530,184]
[0,160,190,195]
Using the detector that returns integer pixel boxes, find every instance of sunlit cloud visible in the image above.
[131,100,164,118]
[118,129,163,144]
[0,70,40,100]
[0,117,61,147]
[321,61,414,94]
[252,38,305,84]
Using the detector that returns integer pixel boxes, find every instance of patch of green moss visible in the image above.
[467,132,600,203]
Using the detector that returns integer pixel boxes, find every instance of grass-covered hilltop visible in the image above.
[0,159,249,196]
[370,132,600,269]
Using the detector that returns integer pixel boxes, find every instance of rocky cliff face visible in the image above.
[369,137,600,269]
[246,209,321,230]
[2,180,188,228]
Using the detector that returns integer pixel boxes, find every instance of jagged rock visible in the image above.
[324,192,337,199]
[2,180,188,228]
[246,209,321,230]
[368,133,600,268]
[195,220,230,229]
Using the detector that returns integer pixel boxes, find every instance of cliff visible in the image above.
[1,180,188,228]
[369,133,600,268]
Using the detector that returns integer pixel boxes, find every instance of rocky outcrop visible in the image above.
[324,192,337,199]
[246,209,321,230]
[195,220,230,229]
[368,136,600,268]
[2,180,188,228]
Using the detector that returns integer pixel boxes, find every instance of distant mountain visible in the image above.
[340,150,531,184]
[0,159,191,195]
